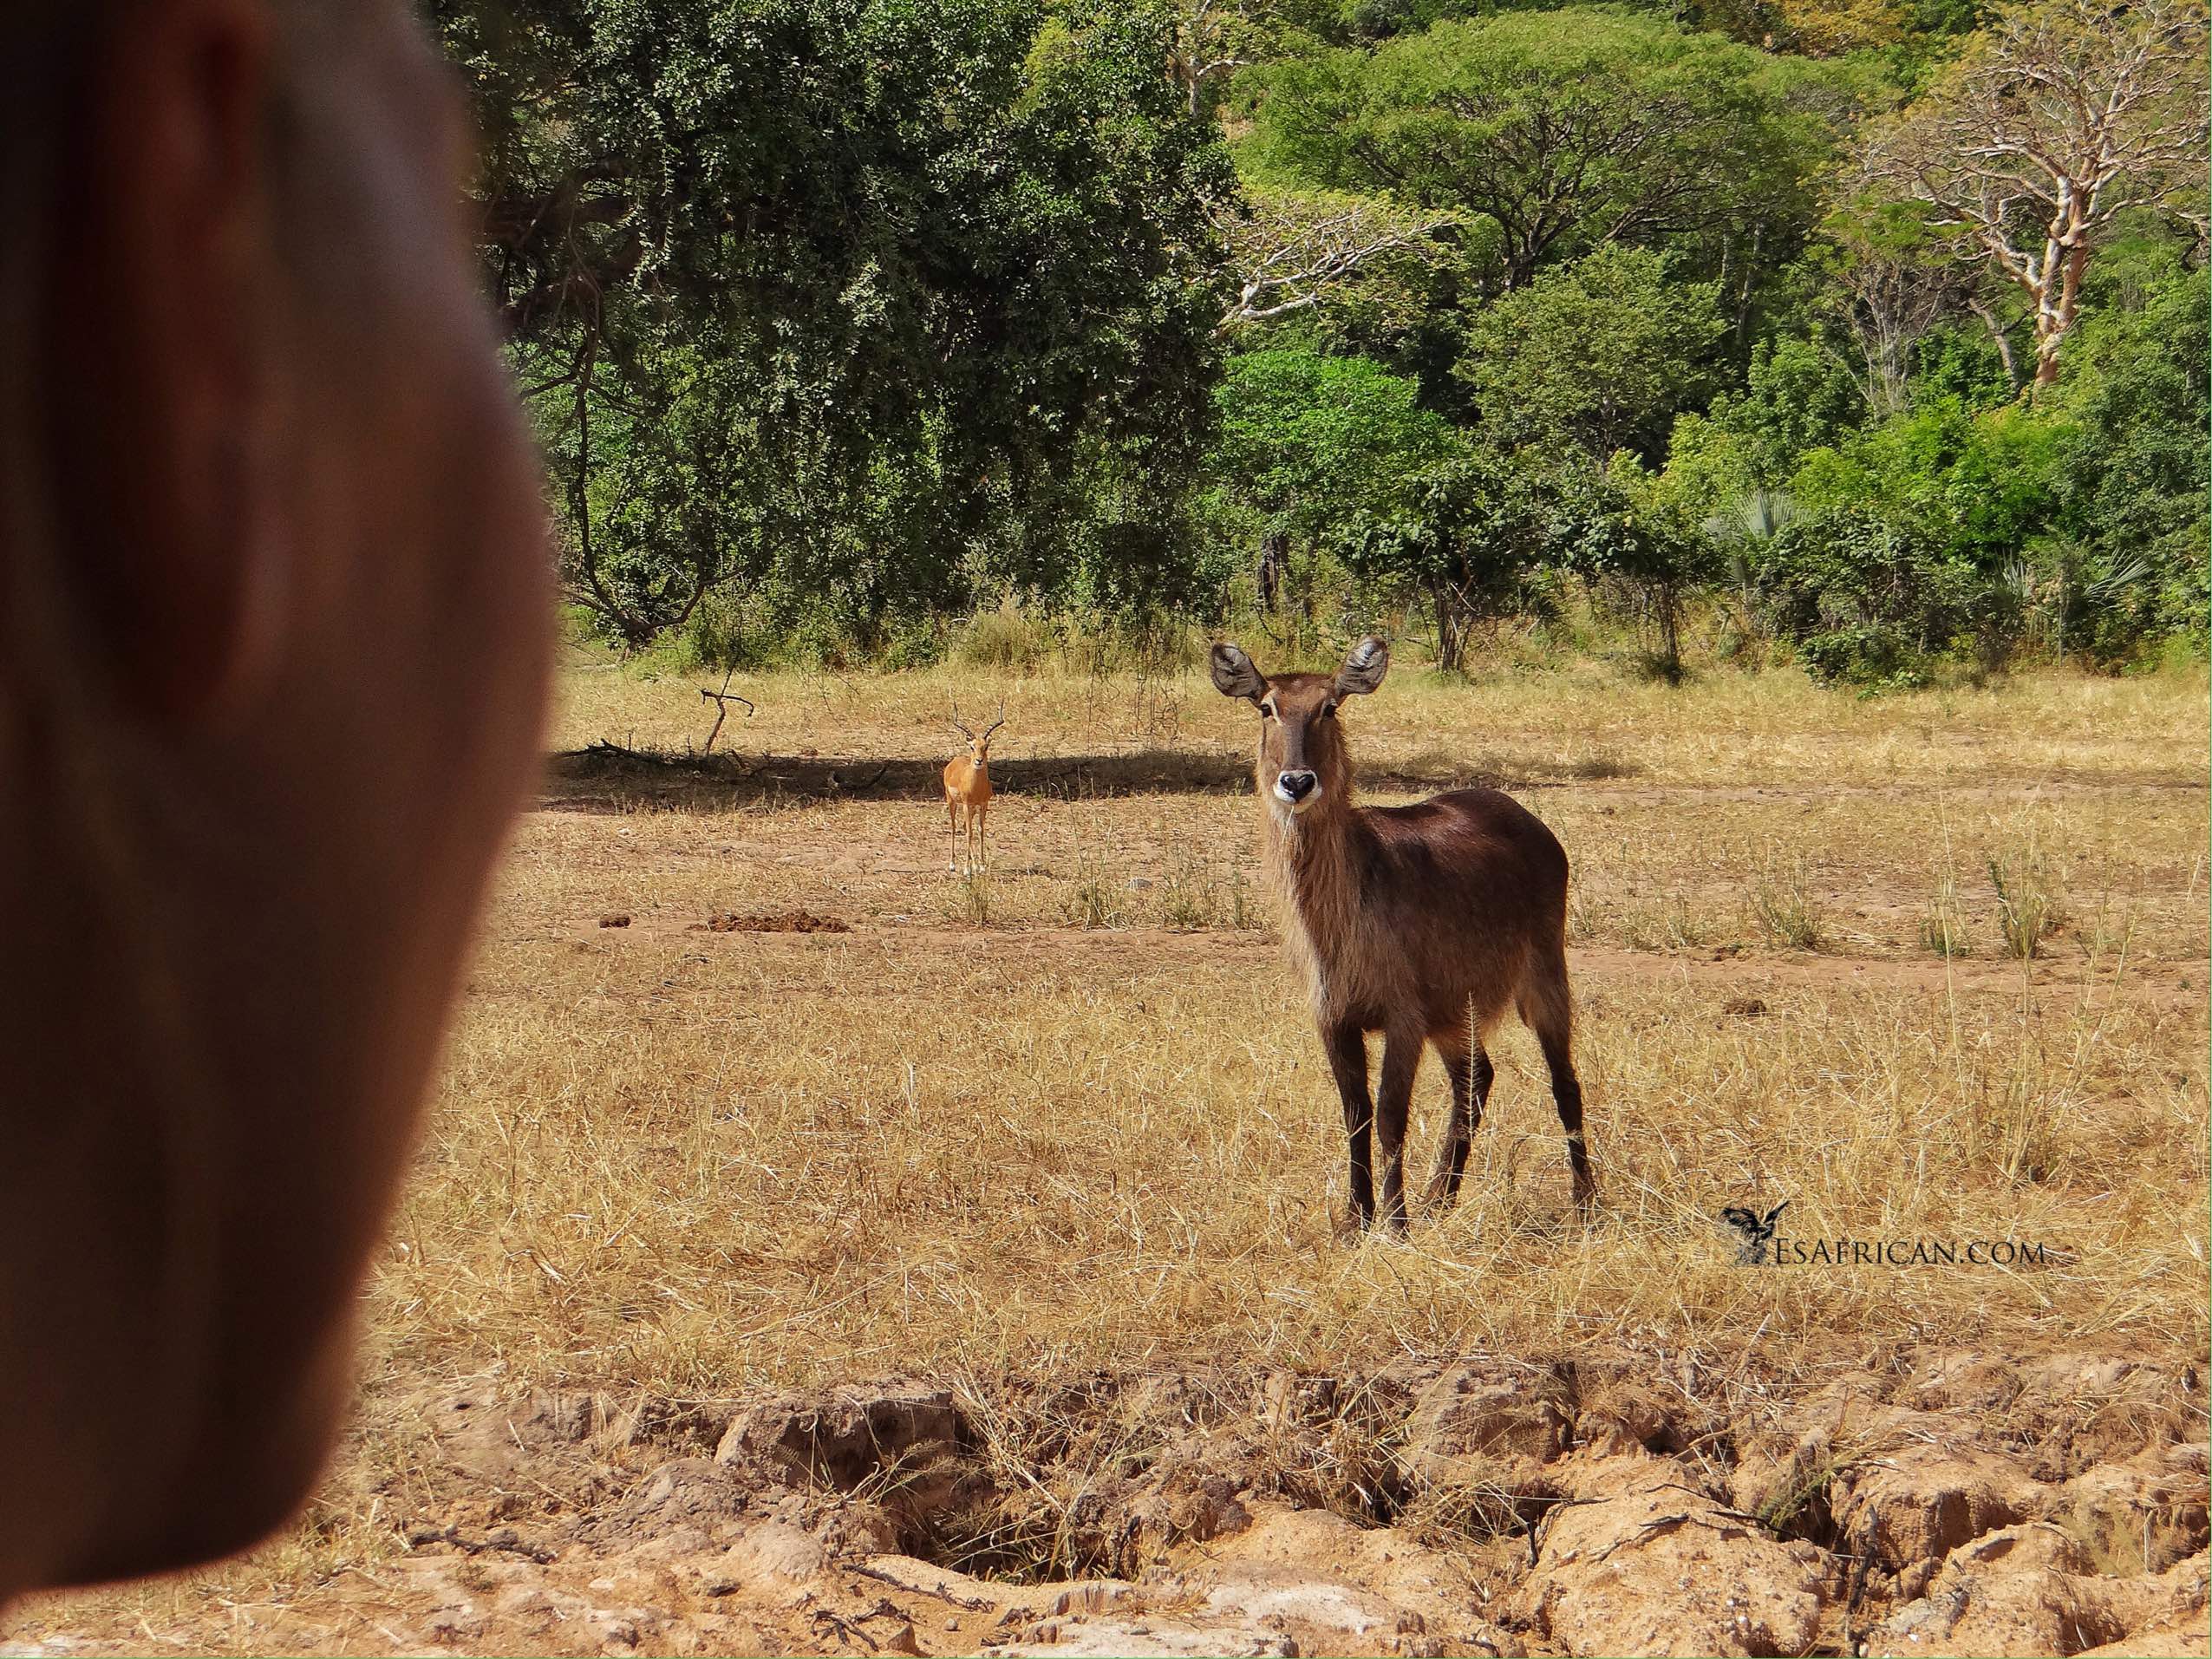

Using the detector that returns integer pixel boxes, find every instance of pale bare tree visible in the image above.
[1830,234,1966,410]
[1219,191,1463,330]
[1856,0,2209,388]
[1823,207,1981,408]
[1168,0,1270,117]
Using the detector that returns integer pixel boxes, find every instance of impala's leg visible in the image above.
[1521,970,1595,1220]
[1374,1027,1421,1233]
[948,800,961,873]
[1320,1021,1374,1227]
[976,798,989,873]
[1425,1030,1493,1211]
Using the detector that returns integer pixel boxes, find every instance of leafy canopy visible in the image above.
[1244,9,1855,291]
[1458,245,1727,463]
[1208,348,1454,541]
[437,0,1236,643]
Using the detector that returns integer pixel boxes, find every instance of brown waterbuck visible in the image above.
[1210,637,1595,1233]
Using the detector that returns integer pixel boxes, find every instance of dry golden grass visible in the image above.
[386,647,2209,1381]
[16,647,2210,1641]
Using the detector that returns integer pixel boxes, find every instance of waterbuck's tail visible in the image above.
[1516,925,1574,1055]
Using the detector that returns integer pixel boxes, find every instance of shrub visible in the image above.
[1752,509,2008,685]
[956,603,1054,672]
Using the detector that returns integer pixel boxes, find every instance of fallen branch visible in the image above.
[580,737,685,767]
[568,738,754,776]
[809,1606,880,1651]
[849,1563,996,1611]
[404,1524,558,1564]
[1589,1507,1757,1564]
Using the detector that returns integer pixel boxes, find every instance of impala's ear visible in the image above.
[1210,642,1266,703]
[1334,636,1389,697]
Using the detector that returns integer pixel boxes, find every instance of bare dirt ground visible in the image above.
[5,654,2207,1657]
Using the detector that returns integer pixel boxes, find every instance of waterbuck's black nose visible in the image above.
[1277,769,1318,801]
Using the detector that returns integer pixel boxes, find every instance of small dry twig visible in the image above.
[700,669,756,753]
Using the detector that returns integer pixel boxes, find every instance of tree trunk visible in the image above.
[1256,532,1288,613]
[2031,239,2092,392]
[1650,580,1682,683]
[1432,578,1465,675]
[1967,297,2021,392]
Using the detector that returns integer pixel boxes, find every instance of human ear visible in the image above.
[42,0,283,725]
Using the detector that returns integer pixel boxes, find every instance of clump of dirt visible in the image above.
[597,911,632,929]
[8,1350,2205,1657]
[695,909,853,934]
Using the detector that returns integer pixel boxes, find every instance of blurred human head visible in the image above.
[0,0,550,1596]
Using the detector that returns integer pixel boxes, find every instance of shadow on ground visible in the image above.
[541,741,1641,813]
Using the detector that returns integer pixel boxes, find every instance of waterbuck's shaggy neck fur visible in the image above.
[1212,637,1595,1234]
[1263,754,1374,1022]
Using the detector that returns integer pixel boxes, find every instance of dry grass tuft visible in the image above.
[1921,871,1974,957]
[1988,828,2067,959]
[1750,859,1827,950]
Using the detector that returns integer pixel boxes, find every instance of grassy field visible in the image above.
[15,646,2210,1641]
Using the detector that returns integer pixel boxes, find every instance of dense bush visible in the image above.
[1752,507,2015,684]
[2048,239,2210,659]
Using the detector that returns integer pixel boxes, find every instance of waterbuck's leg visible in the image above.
[1521,981,1595,1221]
[1321,1021,1374,1226]
[1542,1031,1595,1221]
[1374,1028,1421,1234]
[1425,1034,1493,1211]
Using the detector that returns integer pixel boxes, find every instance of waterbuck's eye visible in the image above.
[1320,702,1338,719]
[1259,702,1276,720]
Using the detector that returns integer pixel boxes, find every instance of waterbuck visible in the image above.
[1210,637,1594,1233]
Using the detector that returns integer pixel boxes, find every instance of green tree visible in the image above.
[1207,348,1451,610]
[1337,448,1563,670]
[1458,246,1727,464]
[1556,462,1721,680]
[1246,10,1852,304]
[2049,236,2210,655]
[1756,395,2064,680]
[436,0,1236,646]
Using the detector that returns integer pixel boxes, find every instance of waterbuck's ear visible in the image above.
[1334,636,1390,697]
[1210,642,1266,702]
